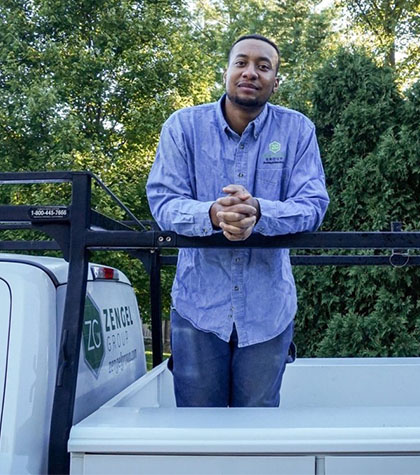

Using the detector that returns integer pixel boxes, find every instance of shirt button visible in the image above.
[239,144,244,149]
[238,172,244,178]
[234,285,239,291]
[228,314,233,318]
[235,257,241,263]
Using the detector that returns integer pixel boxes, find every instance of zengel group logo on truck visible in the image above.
[82,296,105,377]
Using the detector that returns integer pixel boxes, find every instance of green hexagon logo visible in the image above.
[269,141,281,153]
[82,296,105,377]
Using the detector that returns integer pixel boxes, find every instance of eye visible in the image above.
[235,60,246,67]
[259,64,270,71]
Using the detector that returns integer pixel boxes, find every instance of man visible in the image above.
[146,34,329,407]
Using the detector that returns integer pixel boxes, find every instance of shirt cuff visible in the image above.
[253,198,278,235]
[193,200,214,236]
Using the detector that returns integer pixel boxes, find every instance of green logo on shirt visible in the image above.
[269,141,281,153]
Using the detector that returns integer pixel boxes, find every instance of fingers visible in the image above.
[218,214,256,229]
[219,215,256,240]
[216,202,257,216]
[222,184,251,201]
[216,195,243,206]
[219,220,255,235]
[211,185,259,236]
[210,201,257,229]
[222,225,253,241]
[217,211,247,222]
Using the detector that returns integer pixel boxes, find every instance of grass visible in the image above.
[145,350,171,371]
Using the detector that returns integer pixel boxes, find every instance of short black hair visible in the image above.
[228,34,280,73]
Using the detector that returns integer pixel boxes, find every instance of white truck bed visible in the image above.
[69,357,420,475]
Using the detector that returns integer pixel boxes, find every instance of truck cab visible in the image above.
[0,254,146,475]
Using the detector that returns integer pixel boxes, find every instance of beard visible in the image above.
[226,91,269,109]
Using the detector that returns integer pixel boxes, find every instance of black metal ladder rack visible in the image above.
[1,170,420,475]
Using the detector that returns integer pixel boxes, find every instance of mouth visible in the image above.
[237,82,259,91]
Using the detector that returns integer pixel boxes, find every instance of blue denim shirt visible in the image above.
[146,95,329,347]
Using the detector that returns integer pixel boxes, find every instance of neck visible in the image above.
[224,96,263,135]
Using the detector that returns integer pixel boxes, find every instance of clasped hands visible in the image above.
[210,185,260,241]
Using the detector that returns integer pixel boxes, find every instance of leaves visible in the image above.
[294,48,420,357]
[338,0,420,77]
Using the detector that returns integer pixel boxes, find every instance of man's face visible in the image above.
[224,39,279,109]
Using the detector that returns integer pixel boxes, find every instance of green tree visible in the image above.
[2,0,419,354]
[0,0,214,177]
[310,48,403,230]
[339,0,420,83]
[0,0,216,322]
[293,49,420,357]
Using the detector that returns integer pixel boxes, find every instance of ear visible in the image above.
[272,76,279,93]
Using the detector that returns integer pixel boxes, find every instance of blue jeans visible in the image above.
[169,308,295,407]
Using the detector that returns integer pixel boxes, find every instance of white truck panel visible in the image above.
[0,278,11,422]
[79,454,315,475]
[0,263,57,475]
[71,280,147,423]
[69,358,420,475]
[325,456,420,475]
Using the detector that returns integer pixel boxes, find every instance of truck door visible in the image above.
[0,278,12,431]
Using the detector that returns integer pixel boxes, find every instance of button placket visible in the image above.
[231,251,246,324]
[235,139,247,186]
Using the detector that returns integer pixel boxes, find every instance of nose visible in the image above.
[241,63,258,79]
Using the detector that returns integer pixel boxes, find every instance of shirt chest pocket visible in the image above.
[255,167,290,201]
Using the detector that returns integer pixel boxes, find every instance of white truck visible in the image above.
[3,253,420,475]
[1,171,420,475]
[0,253,147,474]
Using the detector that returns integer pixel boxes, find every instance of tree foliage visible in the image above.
[339,0,420,84]
[294,48,420,357]
[0,0,215,319]
[0,0,214,175]
[311,48,403,230]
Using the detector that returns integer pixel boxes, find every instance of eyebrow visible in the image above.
[233,53,274,66]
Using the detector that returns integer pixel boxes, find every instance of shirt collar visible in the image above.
[216,95,232,136]
[216,94,270,140]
